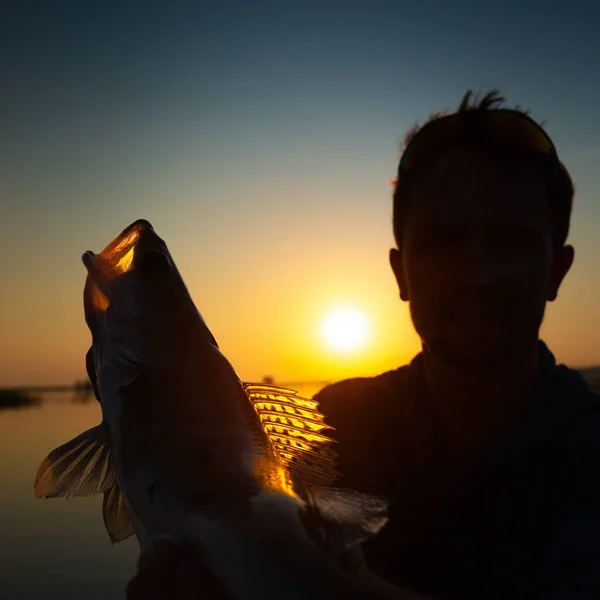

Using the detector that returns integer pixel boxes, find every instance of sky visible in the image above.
[1,0,600,387]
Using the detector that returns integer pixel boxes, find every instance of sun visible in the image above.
[321,307,369,353]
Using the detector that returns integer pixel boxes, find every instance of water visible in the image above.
[0,382,326,599]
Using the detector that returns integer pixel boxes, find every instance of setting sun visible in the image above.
[321,307,370,353]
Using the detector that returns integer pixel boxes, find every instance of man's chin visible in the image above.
[425,334,520,370]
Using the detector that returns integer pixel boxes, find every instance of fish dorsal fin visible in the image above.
[245,384,388,552]
[34,423,115,499]
[244,383,339,486]
[103,480,135,544]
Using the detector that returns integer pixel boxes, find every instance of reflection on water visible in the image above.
[0,391,138,600]
[0,382,327,599]
[71,382,95,404]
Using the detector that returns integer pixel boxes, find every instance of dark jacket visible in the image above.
[313,341,600,600]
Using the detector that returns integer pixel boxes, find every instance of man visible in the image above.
[128,91,600,599]
[313,90,600,599]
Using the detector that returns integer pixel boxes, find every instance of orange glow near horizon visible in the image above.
[2,207,600,389]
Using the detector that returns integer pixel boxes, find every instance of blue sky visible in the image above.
[2,0,600,385]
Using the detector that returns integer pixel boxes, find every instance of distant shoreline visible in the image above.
[0,385,80,393]
[0,383,93,394]
[0,380,333,394]
[2,369,600,394]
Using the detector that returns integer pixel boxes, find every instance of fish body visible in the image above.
[34,220,388,599]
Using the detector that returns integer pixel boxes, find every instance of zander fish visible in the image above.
[34,219,388,599]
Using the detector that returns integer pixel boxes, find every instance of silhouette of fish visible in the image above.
[33,219,387,599]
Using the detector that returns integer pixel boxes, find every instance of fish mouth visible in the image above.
[82,219,171,323]
[82,219,167,277]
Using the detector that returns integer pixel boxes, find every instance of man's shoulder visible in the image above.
[311,365,415,455]
[313,366,411,426]
[311,366,413,493]
[551,362,600,449]
[562,383,600,468]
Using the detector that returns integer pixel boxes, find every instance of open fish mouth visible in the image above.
[82,218,218,349]
[82,219,171,324]
[82,219,170,279]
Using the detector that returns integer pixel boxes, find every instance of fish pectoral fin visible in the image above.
[103,481,135,544]
[308,486,389,551]
[34,422,115,499]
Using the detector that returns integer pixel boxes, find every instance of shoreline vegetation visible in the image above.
[0,389,43,410]
[0,380,94,409]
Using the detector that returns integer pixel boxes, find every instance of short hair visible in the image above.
[392,89,575,254]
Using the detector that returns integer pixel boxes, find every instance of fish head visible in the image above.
[83,219,217,392]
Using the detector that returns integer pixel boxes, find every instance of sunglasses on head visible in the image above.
[397,109,564,177]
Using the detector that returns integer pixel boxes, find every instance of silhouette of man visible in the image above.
[128,90,599,599]
[313,90,600,599]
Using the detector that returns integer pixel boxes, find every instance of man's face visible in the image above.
[390,147,573,368]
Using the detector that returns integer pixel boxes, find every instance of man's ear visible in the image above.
[389,248,409,302]
[548,244,574,301]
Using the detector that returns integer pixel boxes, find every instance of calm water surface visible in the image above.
[0,383,325,599]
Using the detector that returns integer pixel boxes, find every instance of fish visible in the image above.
[33,219,388,599]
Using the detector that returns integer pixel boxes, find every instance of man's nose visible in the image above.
[460,236,500,286]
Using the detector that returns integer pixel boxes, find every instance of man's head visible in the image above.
[389,90,575,369]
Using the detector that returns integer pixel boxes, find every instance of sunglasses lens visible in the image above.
[399,111,554,174]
